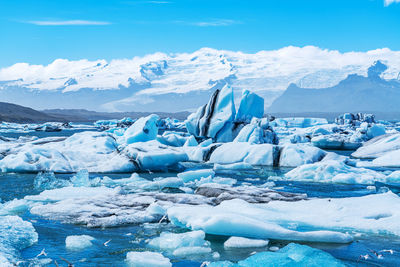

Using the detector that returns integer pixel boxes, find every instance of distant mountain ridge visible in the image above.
[267,61,400,116]
[0,102,190,123]
[0,102,57,123]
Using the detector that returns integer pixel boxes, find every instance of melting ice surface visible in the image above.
[1,89,400,266]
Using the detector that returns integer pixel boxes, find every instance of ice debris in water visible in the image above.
[65,235,95,250]
[70,169,90,187]
[177,169,215,183]
[208,243,345,267]
[34,172,70,190]
[148,230,211,256]
[126,251,172,267]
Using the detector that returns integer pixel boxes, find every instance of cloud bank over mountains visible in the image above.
[1,46,400,112]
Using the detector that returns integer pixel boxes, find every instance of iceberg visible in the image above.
[185,86,265,142]
[126,251,172,267]
[122,114,159,144]
[185,85,236,142]
[235,90,264,122]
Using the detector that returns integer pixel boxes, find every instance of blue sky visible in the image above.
[0,0,399,67]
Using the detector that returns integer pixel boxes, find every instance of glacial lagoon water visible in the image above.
[1,130,400,266]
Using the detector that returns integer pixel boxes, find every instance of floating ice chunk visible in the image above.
[148,230,210,251]
[141,177,184,190]
[279,144,326,167]
[0,216,38,264]
[70,169,90,187]
[123,114,160,145]
[367,124,386,139]
[209,243,344,267]
[172,246,212,257]
[34,172,70,190]
[352,133,400,159]
[234,124,277,145]
[386,171,400,183]
[282,160,385,184]
[157,131,188,147]
[209,142,275,166]
[311,134,361,150]
[372,149,400,167]
[26,186,117,202]
[0,131,134,173]
[271,118,328,128]
[126,251,172,267]
[171,192,400,240]
[177,169,215,183]
[148,230,212,257]
[194,184,304,205]
[167,199,352,244]
[224,237,269,249]
[213,162,254,171]
[65,235,95,250]
[124,140,188,171]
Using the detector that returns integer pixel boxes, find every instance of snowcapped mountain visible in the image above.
[267,61,400,114]
[1,46,400,112]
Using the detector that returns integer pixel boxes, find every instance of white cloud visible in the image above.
[192,19,237,27]
[384,0,400,6]
[26,20,111,26]
[174,19,238,27]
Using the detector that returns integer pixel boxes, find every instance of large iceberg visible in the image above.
[185,85,265,142]
[235,90,264,122]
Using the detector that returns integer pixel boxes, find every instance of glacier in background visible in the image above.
[1,46,400,112]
